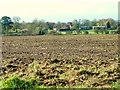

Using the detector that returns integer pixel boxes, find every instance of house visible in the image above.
[67,22,73,25]
[67,22,73,27]
[92,26,107,30]
[79,26,92,30]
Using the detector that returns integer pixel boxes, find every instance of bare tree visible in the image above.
[12,16,21,32]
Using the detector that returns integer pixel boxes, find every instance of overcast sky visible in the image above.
[0,0,119,22]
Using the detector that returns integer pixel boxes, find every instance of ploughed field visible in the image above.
[1,35,120,88]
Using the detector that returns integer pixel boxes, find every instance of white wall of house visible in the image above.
[92,26,107,29]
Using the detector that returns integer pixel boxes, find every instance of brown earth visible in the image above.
[1,35,120,88]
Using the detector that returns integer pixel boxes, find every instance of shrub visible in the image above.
[94,28,99,34]
[48,30,63,35]
[54,32,63,35]
[66,31,73,35]
[39,30,46,35]
[83,31,89,34]
[112,82,120,89]
[104,30,109,34]
[110,31,117,34]
[99,28,104,34]
[76,29,81,34]
[1,76,37,89]
[117,26,120,34]
[48,30,57,35]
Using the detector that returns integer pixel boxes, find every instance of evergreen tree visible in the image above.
[106,21,111,29]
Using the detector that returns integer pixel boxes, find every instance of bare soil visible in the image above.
[1,35,120,88]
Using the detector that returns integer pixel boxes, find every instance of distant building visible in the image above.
[67,22,73,25]
[67,22,73,27]
[59,29,75,31]
[80,26,92,30]
[92,26,107,30]
[67,22,73,29]
[53,28,57,30]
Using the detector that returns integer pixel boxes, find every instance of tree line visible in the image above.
[0,16,119,35]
